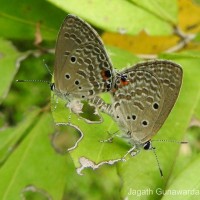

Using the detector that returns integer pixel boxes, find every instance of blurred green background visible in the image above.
[0,0,200,200]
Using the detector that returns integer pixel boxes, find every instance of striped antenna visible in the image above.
[152,139,188,144]
[16,79,51,85]
[16,59,53,86]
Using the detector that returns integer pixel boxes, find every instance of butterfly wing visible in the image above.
[54,14,113,99]
[112,69,164,144]
[132,60,183,134]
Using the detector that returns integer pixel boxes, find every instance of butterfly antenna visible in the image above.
[150,139,188,177]
[151,147,163,177]
[16,79,51,86]
[152,139,188,144]
[16,59,53,86]
[43,59,53,76]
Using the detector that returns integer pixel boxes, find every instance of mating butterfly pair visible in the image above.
[52,15,183,157]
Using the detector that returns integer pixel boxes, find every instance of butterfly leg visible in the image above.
[68,107,72,124]
[51,94,58,112]
[122,146,140,161]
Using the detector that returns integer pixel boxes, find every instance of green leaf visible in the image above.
[0,112,67,200]
[193,33,200,42]
[52,98,125,168]
[194,100,200,119]
[162,155,200,200]
[106,45,140,69]
[0,108,40,165]
[0,38,23,104]
[0,0,66,40]
[131,0,178,24]
[47,0,174,35]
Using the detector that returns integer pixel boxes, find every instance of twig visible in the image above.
[164,26,196,53]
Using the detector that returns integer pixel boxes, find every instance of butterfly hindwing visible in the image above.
[112,69,164,143]
[133,60,183,134]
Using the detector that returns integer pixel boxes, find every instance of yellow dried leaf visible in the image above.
[179,0,200,33]
[102,31,180,54]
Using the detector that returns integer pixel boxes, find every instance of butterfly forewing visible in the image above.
[54,14,114,100]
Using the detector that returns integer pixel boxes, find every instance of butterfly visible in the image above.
[51,14,114,106]
[90,59,183,172]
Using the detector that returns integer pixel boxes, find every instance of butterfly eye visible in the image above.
[120,74,129,86]
[70,56,77,63]
[50,83,55,91]
[121,75,128,82]
[143,141,152,150]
